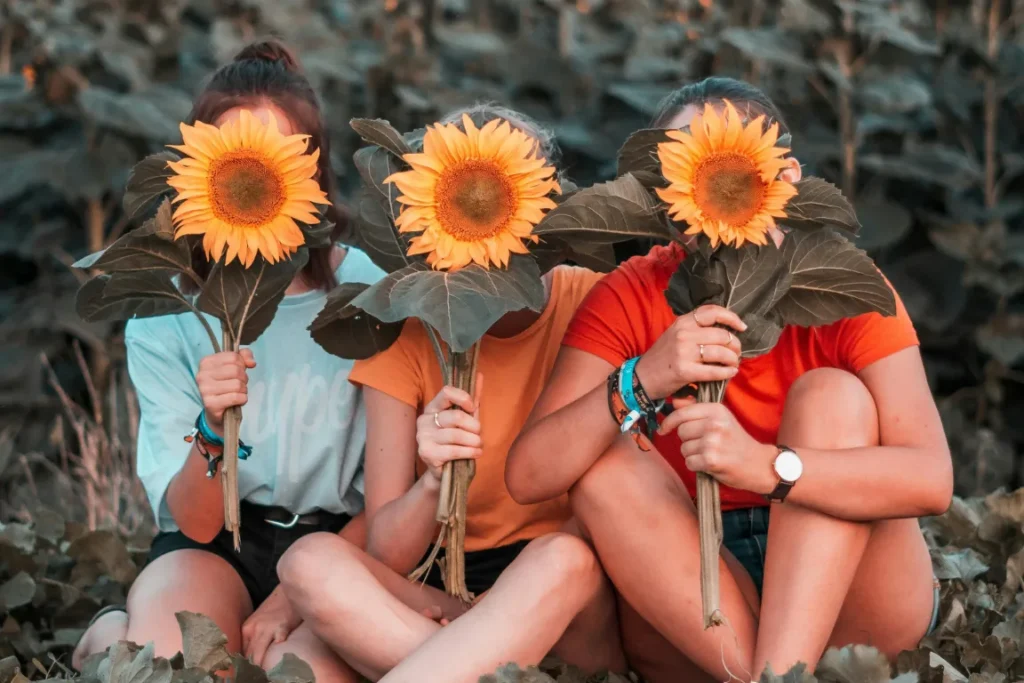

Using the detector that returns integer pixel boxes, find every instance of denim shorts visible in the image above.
[721,506,940,635]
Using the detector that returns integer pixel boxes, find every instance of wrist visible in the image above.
[421,469,442,494]
[756,443,781,496]
[633,356,665,400]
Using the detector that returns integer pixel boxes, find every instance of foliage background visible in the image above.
[0,0,1023,679]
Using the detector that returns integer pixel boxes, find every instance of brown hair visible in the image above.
[180,39,346,293]
[650,77,791,136]
[440,102,560,165]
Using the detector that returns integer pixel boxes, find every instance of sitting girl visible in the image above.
[72,40,382,681]
[276,105,625,683]
[507,77,952,681]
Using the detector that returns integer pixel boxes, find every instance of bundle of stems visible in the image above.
[696,379,728,628]
[411,337,479,603]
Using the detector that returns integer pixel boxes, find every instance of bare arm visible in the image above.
[779,348,953,519]
[364,385,483,574]
[507,305,744,504]
[506,349,617,504]
[166,349,256,543]
[363,389,442,574]
[663,347,953,521]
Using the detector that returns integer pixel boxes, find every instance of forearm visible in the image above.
[507,382,620,504]
[769,444,953,521]
[165,443,226,543]
[366,472,442,574]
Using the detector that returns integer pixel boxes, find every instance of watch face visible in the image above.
[774,450,803,483]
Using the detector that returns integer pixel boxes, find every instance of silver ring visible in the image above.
[433,412,442,429]
[727,331,735,345]
[692,310,702,327]
[699,344,705,362]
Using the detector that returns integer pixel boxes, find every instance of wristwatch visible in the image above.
[766,445,803,503]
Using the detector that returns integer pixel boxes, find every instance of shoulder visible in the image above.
[550,265,603,309]
[125,314,188,351]
[336,246,386,285]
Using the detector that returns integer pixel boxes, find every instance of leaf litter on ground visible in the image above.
[3,488,1024,682]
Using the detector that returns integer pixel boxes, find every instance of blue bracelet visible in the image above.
[619,357,643,415]
[195,411,253,461]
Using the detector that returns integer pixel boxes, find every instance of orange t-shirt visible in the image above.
[349,265,604,551]
[561,243,919,511]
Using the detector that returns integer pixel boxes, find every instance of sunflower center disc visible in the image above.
[210,154,286,226]
[438,161,515,240]
[694,152,766,227]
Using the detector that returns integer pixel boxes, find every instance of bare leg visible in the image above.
[279,532,460,680]
[547,522,626,674]
[569,436,758,680]
[72,610,129,670]
[125,549,253,656]
[753,369,935,675]
[279,531,620,683]
[263,623,361,683]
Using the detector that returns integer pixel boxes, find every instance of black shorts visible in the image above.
[148,502,350,608]
[419,540,530,596]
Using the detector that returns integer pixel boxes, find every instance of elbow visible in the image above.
[504,455,543,506]
[178,521,221,545]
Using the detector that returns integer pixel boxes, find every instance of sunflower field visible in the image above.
[1,0,1024,681]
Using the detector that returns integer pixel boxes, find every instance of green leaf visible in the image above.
[175,612,231,672]
[75,202,191,275]
[124,151,177,219]
[352,186,410,273]
[720,27,814,72]
[197,251,308,346]
[350,118,413,158]
[267,654,315,683]
[351,146,413,272]
[76,273,192,323]
[532,174,672,243]
[759,661,817,683]
[933,548,990,582]
[353,257,546,352]
[816,644,893,683]
[309,282,406,360]
[782,178,861,235]
[302,218,334,249]
[775,229,897,327]
[0,571,36,610]
[616,129,671,178]
[230,655,267,683]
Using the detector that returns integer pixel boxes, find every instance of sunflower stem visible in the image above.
[421,342,478,604]
[697,380,727,629]
[221,324,242,550]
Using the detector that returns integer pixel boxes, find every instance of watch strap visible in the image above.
[766,444,797,503]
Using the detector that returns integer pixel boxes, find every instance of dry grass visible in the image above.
[1,342,152,535]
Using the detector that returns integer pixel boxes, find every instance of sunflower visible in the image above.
[656,101,797,248]
[384,114,560,270]
[166,109,329,268]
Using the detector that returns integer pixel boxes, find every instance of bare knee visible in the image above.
[570,443,670,529]
[524,533,601,597]
[782,368,878,448]
[277,533,358,605]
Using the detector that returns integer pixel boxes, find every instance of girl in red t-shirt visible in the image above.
[507,78,952,682]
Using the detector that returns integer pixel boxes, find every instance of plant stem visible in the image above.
[984,0,1002,209]
[431,344,479,603]
[221,325,242,550]
[836,7,857,199]
[697,380,727,628]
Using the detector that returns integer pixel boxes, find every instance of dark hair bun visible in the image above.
[233,39,302,74]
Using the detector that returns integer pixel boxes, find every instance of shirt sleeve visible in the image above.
[561,262,649,368]
[825,285,920,373]
[125,326,203,531]
[347,328,425,409]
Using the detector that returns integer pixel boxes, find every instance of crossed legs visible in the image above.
[570,368,936,680]
[277,530,625,683]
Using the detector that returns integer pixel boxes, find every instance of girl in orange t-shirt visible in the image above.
[507,78,952,682]
[276,105,625,683]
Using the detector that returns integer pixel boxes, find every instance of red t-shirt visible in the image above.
[561,243,920,510]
